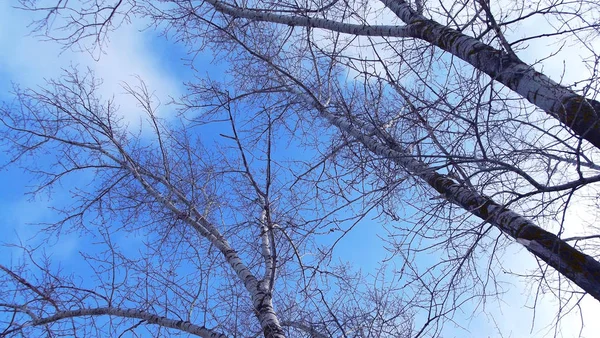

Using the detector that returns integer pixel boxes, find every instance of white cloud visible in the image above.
[0,0,184,266]
[0,2,182,126]
[512,11,600,91]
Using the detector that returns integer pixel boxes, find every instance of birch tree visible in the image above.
[18,0,600,148]
[7,0,600,335]
[0,71,413,337]
[168,0,600,309]
[172,0,600,332]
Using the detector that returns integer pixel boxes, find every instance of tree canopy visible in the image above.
[1,0,600,337]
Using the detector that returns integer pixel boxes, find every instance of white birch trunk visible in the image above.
[26,307,227,338]
[118,152,286,337]
[380,0,600,149]
[222,248,286,338]
[312,100,600,301]
[205,0,600,149]
[251,281,287,338]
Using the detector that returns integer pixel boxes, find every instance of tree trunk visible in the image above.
[253,282,287,338]
[222,248,286,338]
[318,103,600,301]
[207,0,600,149]
[381,0,600,149]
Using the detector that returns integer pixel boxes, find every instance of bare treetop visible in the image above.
[2,0,600,336]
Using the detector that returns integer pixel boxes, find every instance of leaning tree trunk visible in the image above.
[204,0,600,302]
[211,14,600,300]
[381,0,600,149]
[314,99,600,301]
[119,153,287,338]
[206,0,600,150]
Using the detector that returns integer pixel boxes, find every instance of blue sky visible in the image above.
[1,2,600,337]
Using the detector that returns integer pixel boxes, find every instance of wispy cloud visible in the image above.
[0,2,182,125]
[0,2,185,260]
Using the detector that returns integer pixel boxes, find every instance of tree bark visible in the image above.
[27,307,228,338]
[223,250,286,338]
[252,283,287,338]
[381,0,600,149]
[206,0,600,149]
[313,98,600,301]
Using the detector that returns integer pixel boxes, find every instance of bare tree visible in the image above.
[0,70,413,337]
[18,0,600,148]
[6,0,600,336]
[201,0,600,147]
[164,0,600,324]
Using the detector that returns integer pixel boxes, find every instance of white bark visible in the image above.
[333,108,600,300]
[260,210,276,285]
[289,86,600,300]
[380,0,600,149]
[204,0,411,37]
[204,0,600,149]
[24,307,227,338]
[113,141,286,337]
[251,281,286,338]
